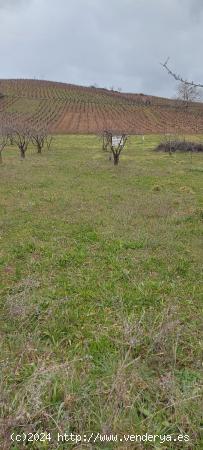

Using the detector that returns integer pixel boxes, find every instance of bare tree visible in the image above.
[177,82,201,108]
[102,130,112,151]
[31,129,48,154]
[6,127,15,146]
[45,135,53,151]
[12,127,31,159]
[101,131,127,164]
[159,133,181,155]
[111,134,127,166]
[110,133,127,165]
[0,127,8,164]
[161,58,203,136]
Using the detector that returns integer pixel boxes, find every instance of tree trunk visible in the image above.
[37,144,42,154]
[20,148,25,159]
[113,153,119,165]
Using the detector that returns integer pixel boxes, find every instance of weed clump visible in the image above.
[179,186,194,194]
[155,141,203,153]
[152,184,161,192]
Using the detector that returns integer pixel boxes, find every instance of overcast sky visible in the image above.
[0,0,203,97]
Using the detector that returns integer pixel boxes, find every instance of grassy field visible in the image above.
[0,135,202,449]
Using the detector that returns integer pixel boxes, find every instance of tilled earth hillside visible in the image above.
[0,78,203,134]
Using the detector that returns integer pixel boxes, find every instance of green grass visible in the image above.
[0,135,203,449]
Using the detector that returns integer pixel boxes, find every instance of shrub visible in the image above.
[155,141,203,153]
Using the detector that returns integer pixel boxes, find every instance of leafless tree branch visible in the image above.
[161,57,203,88]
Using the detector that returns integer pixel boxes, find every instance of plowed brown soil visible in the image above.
[0,78,203,134]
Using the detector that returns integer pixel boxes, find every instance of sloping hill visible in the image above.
[0,78,203,134]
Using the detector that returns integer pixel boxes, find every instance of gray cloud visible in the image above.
[0,0,30,9]
[0,0,203,97]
